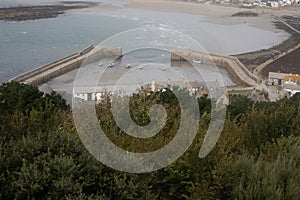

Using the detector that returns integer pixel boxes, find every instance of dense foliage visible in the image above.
[0,82,299,199]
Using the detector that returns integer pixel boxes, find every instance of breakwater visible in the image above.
[9,45,122,85]
[10,46,258,88]
[171,50,258,86]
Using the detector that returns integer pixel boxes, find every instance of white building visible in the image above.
[266,0,279,7]
[283,75,300,96]
[268,72,292,86]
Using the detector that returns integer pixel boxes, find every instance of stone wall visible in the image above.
[10,45,122,86]
[170,50,258,86]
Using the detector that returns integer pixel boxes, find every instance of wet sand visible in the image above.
[124,0,299,32]
[74,0,299,33]
[69,0,291,56]
[41,0,299,98]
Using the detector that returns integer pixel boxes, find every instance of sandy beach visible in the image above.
[123,0,300,18]
[67,0,294,56]
[124,0,239,15]
[69,3,120,13]
[74,0,299,33]
[126,0,299,31]
[6,0,298,93]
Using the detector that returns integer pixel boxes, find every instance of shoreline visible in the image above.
[123,0,299,32]
[235,15,300,77]
[0,2,99,21]
[118,0,299,78]
[69,0,297,33]
[2,0,298,31]
[2,0,299,84]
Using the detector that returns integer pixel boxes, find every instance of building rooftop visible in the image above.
[284,75,300,82]
[268,72,293,79]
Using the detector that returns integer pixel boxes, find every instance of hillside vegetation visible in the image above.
[0,82,300,199]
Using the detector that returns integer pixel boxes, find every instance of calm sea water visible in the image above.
[0,0,289,83]
[0,0,92,7]
[0,13,141,82]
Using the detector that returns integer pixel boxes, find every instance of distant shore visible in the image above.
[74,0,300,32]
[2,0,299,82]
[123,0,299,31]
[0,2,99,21]
[120,0,300,76]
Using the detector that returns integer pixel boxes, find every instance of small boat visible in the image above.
[126,64,131,68]
[138,64,143,69]
[192,59,202,64]
[109,62,115,67]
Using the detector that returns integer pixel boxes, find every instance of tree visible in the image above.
[227,95,253,121]
[0,82,70,140]
[0,82,69,114]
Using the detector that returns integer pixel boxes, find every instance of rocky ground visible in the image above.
[231,11,258,17]
[0,2,98,21]
[234,16,300,74]
[261,47,300,77]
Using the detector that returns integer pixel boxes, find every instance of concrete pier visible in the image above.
[9,45,122,85]
[171,50,258,87]
[10,46,257,89]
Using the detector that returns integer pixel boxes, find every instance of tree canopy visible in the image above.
[0,82,299,199]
